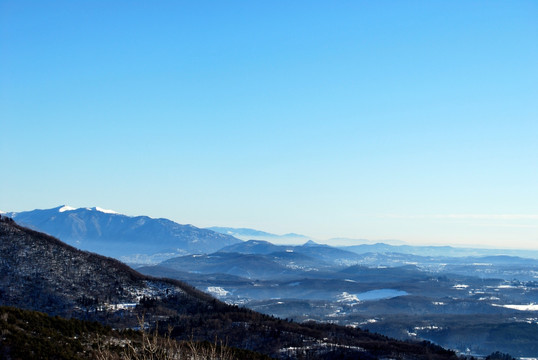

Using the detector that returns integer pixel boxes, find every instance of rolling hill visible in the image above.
[219,239,362,265]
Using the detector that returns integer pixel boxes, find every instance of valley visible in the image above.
[3,207,538,358]
[138,241,538,357]
[5,2,535,359]
[0,215,463,359]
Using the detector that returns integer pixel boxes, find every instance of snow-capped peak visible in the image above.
[93,206,119,214]
[58,205,119,215]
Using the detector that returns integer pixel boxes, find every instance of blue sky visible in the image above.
[1,1,537,249]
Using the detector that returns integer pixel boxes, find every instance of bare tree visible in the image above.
[95,315,233,360]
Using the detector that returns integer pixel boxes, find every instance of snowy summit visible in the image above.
[58,205,119,215]
[91,206,119,214]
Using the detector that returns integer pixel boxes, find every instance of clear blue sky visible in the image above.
[1,1,537,249]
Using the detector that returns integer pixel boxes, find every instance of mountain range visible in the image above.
[7,206,538,265]
[5,205,241,262]
[2,207,536,357]
[0,215,460,359]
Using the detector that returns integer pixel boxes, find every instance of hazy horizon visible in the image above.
[4,204,538,251]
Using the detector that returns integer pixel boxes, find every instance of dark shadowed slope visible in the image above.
[0,215,189,322]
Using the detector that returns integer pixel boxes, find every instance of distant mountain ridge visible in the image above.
[207,226,309,243]
[5,206,241,260]
[340,243,538,259]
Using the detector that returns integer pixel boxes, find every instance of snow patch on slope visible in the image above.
[59,205,76,212]
[493,304,538,311]
[207,286,229,297]
[337,292,360,303]
[94,206,119,214]
[82,206,119,214]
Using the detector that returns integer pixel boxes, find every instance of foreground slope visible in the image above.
[0,216,459,359]
[0,215,187,324]
[0,306,271,360]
